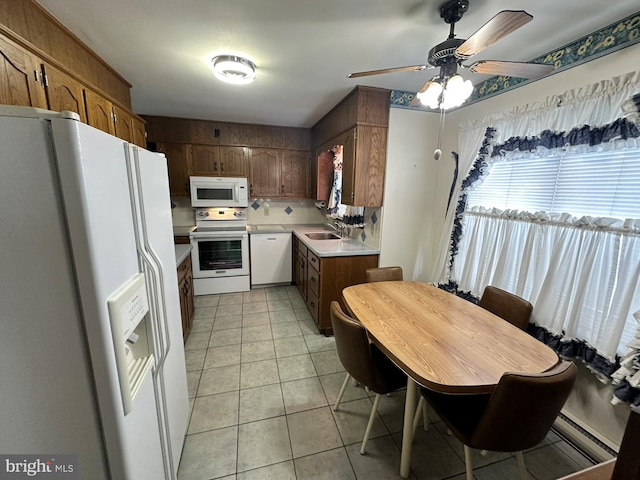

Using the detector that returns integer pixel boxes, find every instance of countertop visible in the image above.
[173,225,195,236]
[249,224,379,258]
[172,223,379,258]
[174,244,192,267]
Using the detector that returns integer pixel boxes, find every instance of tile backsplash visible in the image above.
[247,198,326,225]
[171,196,382,250]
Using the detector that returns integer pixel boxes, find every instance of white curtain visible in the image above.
[430,70,640,284]
[454,210,640,360]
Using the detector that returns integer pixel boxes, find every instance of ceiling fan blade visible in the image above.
[409,80,435,107]
[348,64,429,78]
[455,10,533,58]
[468,60,554,79]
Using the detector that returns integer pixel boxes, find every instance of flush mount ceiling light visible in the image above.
[211,55,256,85]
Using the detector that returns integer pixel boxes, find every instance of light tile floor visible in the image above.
[178,285,596,480]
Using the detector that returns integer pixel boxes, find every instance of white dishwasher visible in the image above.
[250,232,293,286]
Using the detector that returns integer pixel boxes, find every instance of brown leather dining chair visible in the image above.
[419,360,577,480]
[478,285,533,331]
[365,266,403,283]
[330,301,407,455]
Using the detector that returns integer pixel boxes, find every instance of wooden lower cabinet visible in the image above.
[177,254,195,341]
[293,236,378,334]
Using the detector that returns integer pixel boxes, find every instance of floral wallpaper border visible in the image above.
[390,11,640,109]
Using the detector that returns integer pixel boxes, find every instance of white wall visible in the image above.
[380,108,441,280]
[414,43,640,448]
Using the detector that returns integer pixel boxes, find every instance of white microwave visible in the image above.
[190,176,249,207]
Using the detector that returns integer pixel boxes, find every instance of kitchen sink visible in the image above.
[305,232,341,240]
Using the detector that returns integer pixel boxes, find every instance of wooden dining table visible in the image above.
[342,281,559,479]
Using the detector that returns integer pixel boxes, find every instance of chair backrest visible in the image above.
[365,266,403,283]
[470,360,577,452]
[330,301,377,388]
[478,286,533,331]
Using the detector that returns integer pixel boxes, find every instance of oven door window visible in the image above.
[197,238,244,271]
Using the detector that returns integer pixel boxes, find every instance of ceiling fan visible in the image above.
[348,0,554,110]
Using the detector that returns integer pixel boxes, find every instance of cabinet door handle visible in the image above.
[250,184,254,195]
[214,162,217,171]
[221,162,224,172]
[281,185,284,194]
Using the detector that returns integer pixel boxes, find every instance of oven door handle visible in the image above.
[191,233,248,241]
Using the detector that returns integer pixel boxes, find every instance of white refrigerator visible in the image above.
[0,107,189,479]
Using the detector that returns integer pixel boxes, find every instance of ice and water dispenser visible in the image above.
[107,273,155,415]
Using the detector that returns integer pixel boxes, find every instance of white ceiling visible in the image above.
[37,0,640,128]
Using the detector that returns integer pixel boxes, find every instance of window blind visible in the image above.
[466,149,640,219]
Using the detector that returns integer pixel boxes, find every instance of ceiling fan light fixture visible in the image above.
[417,74,473,110]
[441,74,473,109]
[417,80,443,109]
[211,55,256,85]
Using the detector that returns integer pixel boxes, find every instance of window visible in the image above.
[454,146,640,360]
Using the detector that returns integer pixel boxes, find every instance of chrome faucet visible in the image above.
[327,221,347,237]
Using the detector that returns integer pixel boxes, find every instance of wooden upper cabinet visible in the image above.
[157,142,192,197]
[84,89,115,135]
[132,116,147,148]
[191,144,220,176]
[0,34,47,108]
[249,148,280,197]
[191,145,248,177]
[341,128,356,205]
[281,150,309,198]
[113,104,134,143]
[219,146,248,177]
[84,88,147,146]
[311,86,389,207]
[340,125,386,207]
[42,62,86,122]
[314,150,334,202]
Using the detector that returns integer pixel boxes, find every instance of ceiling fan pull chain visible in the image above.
[434,108,446,161]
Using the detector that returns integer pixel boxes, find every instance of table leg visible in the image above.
[400,377,418,478]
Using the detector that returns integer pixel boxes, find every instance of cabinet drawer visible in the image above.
[308,251,320,271]
[306,290,319,325]
[177,255,191,281]
[307,265,320,297]
[297,240,308,258]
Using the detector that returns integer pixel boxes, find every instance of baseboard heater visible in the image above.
[553,410,618,463]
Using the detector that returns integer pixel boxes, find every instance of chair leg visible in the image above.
[360,393,381,455]
[412,397,423,438]
[516,451,527,480]
[422,399,429,431]
[334,373,350,411]
[464,445,474,480]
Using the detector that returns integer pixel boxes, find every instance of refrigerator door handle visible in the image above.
[125,147,171,366]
